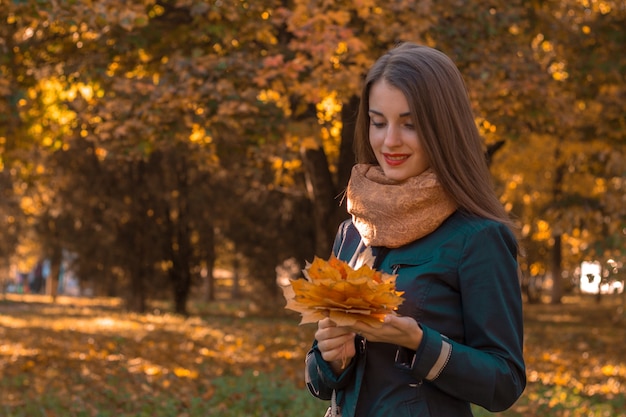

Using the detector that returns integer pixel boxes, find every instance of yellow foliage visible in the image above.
[299,136,319,150]
[592,178,606,194]
[189,124,212,144]
[541,40,554,53]
[315,92,343,173]
[257,89,291,116]
[138,48,151,63]
[316,92,342,123]
[95,147,108,161]
[335,41,348,55]
[19,196,41,216]
[173,367,198,379]
[529,263,546,276]
[549,61,569,81]
[282,255,404,327]
[270,155,302,188]
[534,220,552,241]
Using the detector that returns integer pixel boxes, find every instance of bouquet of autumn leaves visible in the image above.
[281,255,405,328]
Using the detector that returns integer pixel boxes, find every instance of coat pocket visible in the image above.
[391,258,434,321]
[390,256,433,275]
[400,397,432,417]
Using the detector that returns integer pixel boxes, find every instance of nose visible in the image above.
[384,124,402,147]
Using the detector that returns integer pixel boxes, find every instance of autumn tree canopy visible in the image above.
[0,0,624,312]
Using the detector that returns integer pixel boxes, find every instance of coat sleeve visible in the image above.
[305,338,363,400]
[407,222,526,411]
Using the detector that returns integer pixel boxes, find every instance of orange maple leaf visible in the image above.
[281,255,404,328]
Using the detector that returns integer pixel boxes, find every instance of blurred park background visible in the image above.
[0,0,625,416]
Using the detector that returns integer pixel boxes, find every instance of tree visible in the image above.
[488,0,626,303]
[1,0,623,314]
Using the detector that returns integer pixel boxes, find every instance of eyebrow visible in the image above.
[368,109,412,118]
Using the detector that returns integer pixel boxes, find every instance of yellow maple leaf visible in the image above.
[281,255,404,328]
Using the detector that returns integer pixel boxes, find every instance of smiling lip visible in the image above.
[383,153,410,166]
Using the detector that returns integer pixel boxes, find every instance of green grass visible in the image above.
[1,368,322,417]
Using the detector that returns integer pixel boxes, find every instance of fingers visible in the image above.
[381,314,402,329]
[315,326,355,349]
[316,318,357,365]
[350,315,423,350]
[384,315,419,333]
[318,332,357,364]
[349,320,377,337]
[352,315,414,333]
[316,318,353,341]
[317,317,336,329]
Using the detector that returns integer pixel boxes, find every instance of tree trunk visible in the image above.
[128,263,147,313]
[106,275,117,297]
[204,224,216,302]
[46,245,63,302]
[204,261,216,302]
[232,254,241,299]
[170,157,193,316]
[172,266,191,315]
[621,278,626,321]
[333,95,359,228]
[550,234,563,304]
[337,95,359,191]
[549,144,565,304]
[300,95,359,257]
[301,146,337,257]
[0,261,9,300]
[522,274,543,304]
[485,140,506,167]
[127,160,148,313]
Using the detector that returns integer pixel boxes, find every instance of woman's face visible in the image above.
[368,79,430,181]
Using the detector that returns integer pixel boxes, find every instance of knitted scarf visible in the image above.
[346,164,458,248]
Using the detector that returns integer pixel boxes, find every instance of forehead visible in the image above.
[368,79,410,116]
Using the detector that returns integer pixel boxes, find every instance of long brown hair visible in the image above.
[354,42,516,233]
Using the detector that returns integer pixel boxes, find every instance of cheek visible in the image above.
[368,128,383,150]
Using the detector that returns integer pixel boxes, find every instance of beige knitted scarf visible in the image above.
[346,164,458,248]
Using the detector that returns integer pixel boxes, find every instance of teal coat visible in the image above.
[305,211,526,417]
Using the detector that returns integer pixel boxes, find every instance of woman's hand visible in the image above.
[315,317,356,374]
[351,315,423,351]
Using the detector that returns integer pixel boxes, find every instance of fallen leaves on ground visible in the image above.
[1,293,625,416]
[517,295,626,416]
[0,294,315,415]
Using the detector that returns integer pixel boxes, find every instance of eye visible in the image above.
[399,116,415,130]
[370,120,386,128]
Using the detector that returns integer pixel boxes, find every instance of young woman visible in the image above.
[305,43,526,416]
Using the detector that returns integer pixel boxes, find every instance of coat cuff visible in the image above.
[312,346,358,389]
[409,325,452,381]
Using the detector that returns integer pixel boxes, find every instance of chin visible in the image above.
[382,170,411,181]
